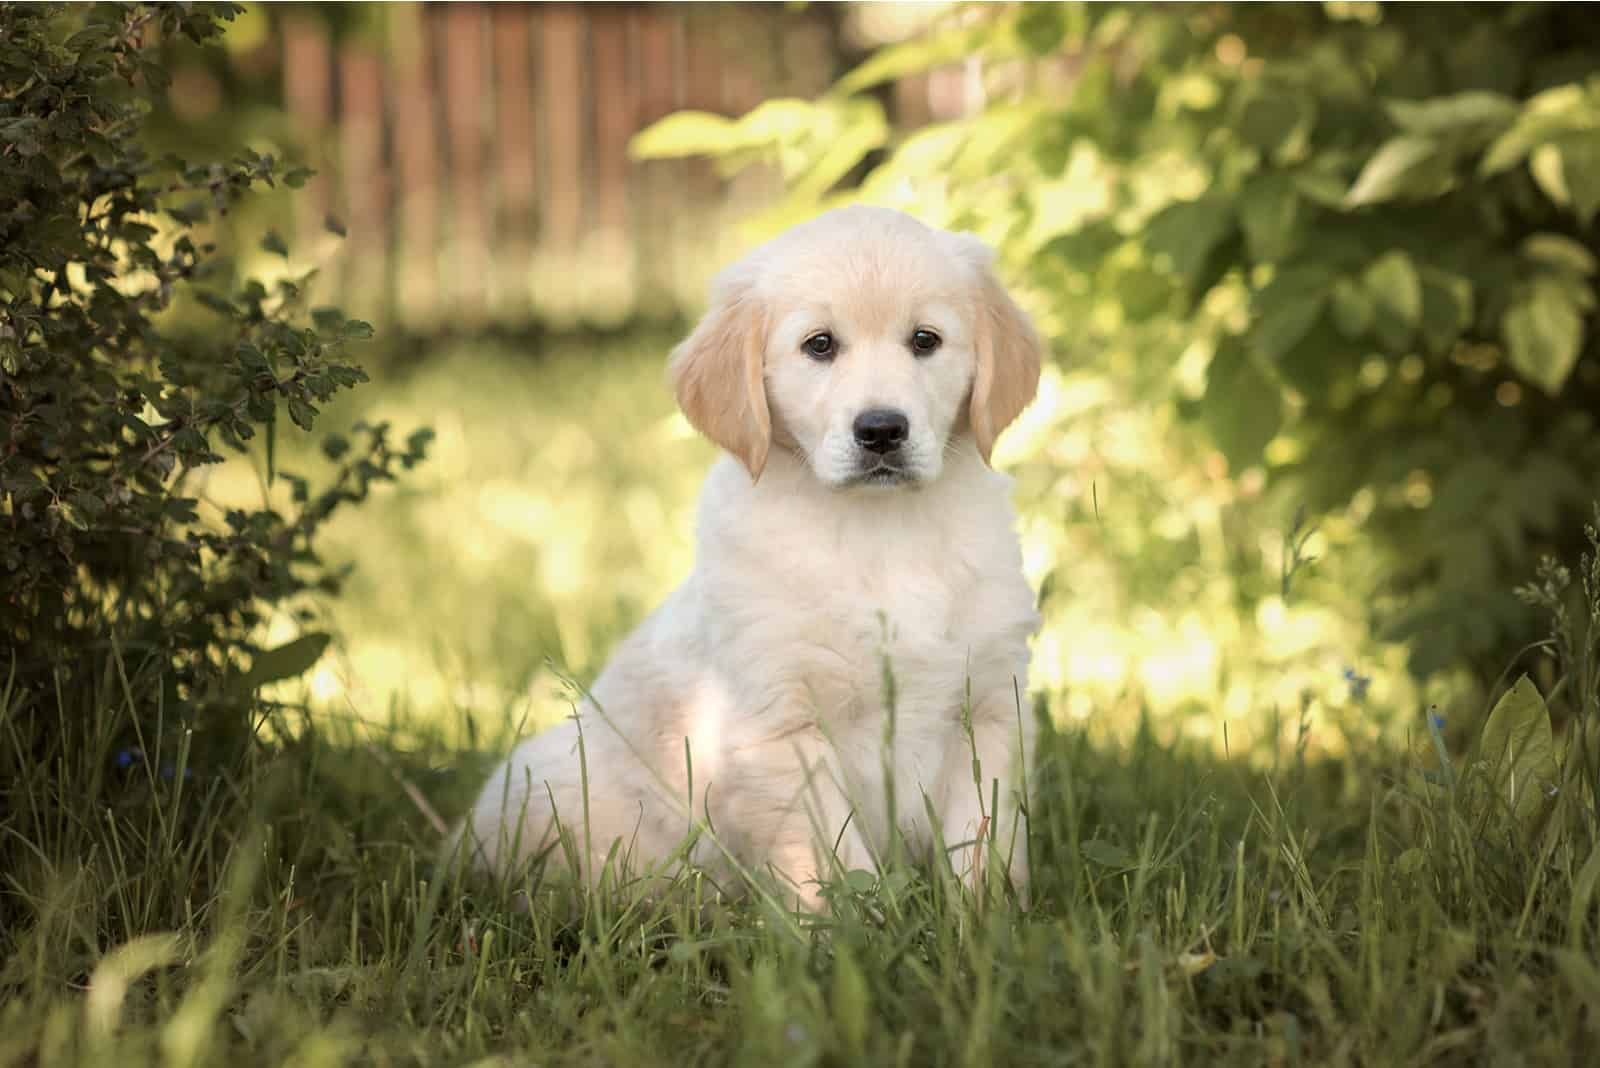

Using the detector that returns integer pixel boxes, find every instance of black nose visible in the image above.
[852,408,909,454]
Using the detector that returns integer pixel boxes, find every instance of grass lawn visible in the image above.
[3,334,1598,1066]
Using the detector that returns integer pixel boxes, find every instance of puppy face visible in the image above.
[670,206,1041,488]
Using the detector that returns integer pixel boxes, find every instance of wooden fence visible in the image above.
[263,2,986,330]
[272,3,812,329]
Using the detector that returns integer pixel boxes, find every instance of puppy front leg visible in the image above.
[938,692,1034,900]
[756,743,876,912]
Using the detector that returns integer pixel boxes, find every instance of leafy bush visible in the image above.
[637,3,1600,685]
[0,3,427,768]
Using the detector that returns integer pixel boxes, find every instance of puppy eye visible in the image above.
[910,329,941,355]
[803,332,836,360]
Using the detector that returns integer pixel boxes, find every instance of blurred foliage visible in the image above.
[0,3,427,770]
[635,2,1600,732]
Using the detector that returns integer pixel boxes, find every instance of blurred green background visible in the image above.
[166,2,1600,761]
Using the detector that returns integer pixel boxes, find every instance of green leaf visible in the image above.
[311,307,345,333]
[1329,277,1374,338]
[1015,4,1069,55]
[1559,134,1600,227]
[1362,251,1423,351]
[831,21,996,97]
[1531,142,1572,208]
[1418,269,1475,355]
[1503,276,1586,395]
[1080,839,1137,870]
[1481,83,1598,176]
[260,230,288,257]
[1385,91,1518,139]
[1476,674,1558,833]
[1344,136,1443,207]
[287,397,317,431]
[242,633,331,690]
[1144,195,1236,282]
[1238,174,1300,262]
[1202,339,1283,471]
[629,110,740,159]
[1250,263,1336,359]
[1523,233,1598,277]
[1236,87,1309,157]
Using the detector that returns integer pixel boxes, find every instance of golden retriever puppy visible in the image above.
[457,206,1042,908]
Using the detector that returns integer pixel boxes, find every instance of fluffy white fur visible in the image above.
[456,206,1042,908]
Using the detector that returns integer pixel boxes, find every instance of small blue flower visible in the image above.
[114,748,141,769]
[1430,712,1446,732]
[1342,666,1372,703]
[158,763,195,782]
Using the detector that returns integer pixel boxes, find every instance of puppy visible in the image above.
[456,206,1042,908]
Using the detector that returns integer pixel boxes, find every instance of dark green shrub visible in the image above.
[0,4,427,766]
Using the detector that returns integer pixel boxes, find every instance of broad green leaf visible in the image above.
[1523,233,1598,277]
[1144,195,1236,282]
[1080,839,1137,869]
[1363,251,1422,351]
[243,633,331,690]
[1202,339,1283,471]
[1238,173,1300,261]
[1329,277,1374,338]
[1235,86,1309,157]
[1503,277,1585,395]
[1385,91,1518,140]
[786,100,889,203]
[1344,136,1444,207]
[1480,83,1598,176]
[631,101,827,163]
[1250,288,1326,362]
[831,22,997,97]
[1559,134,1600,226]
[1109,262,1172,322]
[1531,142,1572,207]
[1477,674,1558,833]
[1418,269,1475,355]
[629,110,739,159]
[1015,3,1072,55]
[1277,320,1359,397]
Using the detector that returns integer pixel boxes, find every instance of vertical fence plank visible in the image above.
[279,14,331,258]
[492,3,537,320]
[338,45,386,320]
[444,3,489,321]
[539,4,585,250]
[589,6,636,323]
[538,3,587,322]
[388,5,439,329]
[590,7,632,239]
[632,6,684,317]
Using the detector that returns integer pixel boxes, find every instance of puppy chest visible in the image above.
[728,571,988,717]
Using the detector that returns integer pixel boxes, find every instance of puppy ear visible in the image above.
[947,233,1042,465]
[669,277,771,480]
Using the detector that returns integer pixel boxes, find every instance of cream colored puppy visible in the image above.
[457,206,1042,908]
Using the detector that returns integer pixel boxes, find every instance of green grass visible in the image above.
[6,679,1600,1066]
[5,332,1600,1066]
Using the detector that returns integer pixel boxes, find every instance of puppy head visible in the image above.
[669,206,1041,487]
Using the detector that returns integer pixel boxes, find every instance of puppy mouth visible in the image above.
[851,457,917,487]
